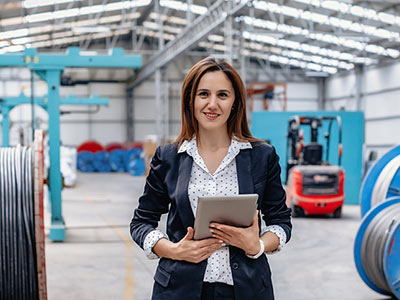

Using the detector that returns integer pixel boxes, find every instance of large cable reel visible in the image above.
[360,146,400,216]
[355,145,400,299]
[0,130,47,300]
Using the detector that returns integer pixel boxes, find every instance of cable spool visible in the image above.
[354,197,400,299]
[360,146,400,216]
[0,130,47,300]
[77,151,96,172]
[126,158,146,176]
[110,149,127,172]
[125,148,145,176]
[93,151,112,172]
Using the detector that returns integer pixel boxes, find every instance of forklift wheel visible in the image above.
[333,207,342,218]
[291,204,305,218]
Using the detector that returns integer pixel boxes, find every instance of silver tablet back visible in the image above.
[193,194,258,240]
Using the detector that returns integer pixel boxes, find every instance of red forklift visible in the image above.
[285,116,345,218]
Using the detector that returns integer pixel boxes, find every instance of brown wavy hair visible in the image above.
[175,57,260,146]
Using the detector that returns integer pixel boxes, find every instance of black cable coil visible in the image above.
[0,146,39,300]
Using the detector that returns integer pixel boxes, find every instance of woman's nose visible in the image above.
[207,95,218,109]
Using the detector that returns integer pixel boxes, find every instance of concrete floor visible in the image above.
[45,173,391,300]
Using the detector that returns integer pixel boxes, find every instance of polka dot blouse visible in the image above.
[143,137,287,285]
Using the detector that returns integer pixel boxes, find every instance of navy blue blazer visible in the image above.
[130,141,292,300]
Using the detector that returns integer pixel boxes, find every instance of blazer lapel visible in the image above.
[235,150,254,194]
[231,149,254,260]
[176,153,195,229]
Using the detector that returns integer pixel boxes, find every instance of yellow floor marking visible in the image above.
[84,196,134,300]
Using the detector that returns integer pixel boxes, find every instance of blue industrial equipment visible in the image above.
[354,197,400,299]
[1,93,109,147]
[77,151,96,172]
[0,47,142,241]
[110,149,127,172]
[360,145,400,217]
[251,111,364,205]
[93,151,112,172]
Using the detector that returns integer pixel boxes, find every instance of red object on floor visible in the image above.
[105,142,124,152]
[77,141,104,153]
[124,141,143,149]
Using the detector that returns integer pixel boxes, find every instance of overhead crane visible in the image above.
[0,47,142,241]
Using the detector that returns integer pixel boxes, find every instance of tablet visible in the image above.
[193,194,258,240]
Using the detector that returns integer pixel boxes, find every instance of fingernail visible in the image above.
[221,243,226,247]
[219,240,224,243]
[210,229,214,233]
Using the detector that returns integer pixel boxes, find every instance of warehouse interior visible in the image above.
[1,0,400,299]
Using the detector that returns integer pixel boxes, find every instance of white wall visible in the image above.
[326,61,400,157]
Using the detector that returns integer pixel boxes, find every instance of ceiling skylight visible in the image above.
[24,1,150,23]
[159,0,207,15]
[292,0,400,27]
[243,16,400,58]
[23,0,83,9]
[253,1,400,41]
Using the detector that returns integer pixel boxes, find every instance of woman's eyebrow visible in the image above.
[218,89,232,94]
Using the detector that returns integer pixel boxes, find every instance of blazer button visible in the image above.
[232,263,239,270]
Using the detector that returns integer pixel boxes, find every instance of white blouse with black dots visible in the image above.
[143,137,287,285]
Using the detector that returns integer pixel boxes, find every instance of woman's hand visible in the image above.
[171,227,225,263]
[209,211,261,256]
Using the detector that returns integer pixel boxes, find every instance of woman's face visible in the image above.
[194,71,235,135]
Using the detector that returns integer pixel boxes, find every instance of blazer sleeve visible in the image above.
[260,146,292,242]
[130,146,170,249]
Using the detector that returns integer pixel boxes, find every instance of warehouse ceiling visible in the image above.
[1,0,400,80]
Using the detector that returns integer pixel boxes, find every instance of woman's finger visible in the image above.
[210,224,236,236]
[210,227,233,240]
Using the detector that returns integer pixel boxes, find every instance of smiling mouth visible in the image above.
[204,112,219,120]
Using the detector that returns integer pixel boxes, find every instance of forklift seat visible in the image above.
[303,142,323,165]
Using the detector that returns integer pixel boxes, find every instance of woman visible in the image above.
[130,57,292,300]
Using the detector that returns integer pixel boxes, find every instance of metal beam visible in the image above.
[127,0,249,89]
[137,0,155,26]
[0,47,142,69]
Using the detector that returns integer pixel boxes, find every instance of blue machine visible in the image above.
[0,47,142,241]
[251,111,364,205]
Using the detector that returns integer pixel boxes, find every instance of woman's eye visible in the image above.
[199,91,208,97]
[219,93,228,98]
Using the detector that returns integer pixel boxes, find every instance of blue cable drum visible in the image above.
[109,149,127,172]
[125,148,142,163]
[126,158,146,176]
[93,151,112,172]
[360,146,400,217]
[77,151,96,172]
[354,197,400,299]
[125,148,144,176]
[384,217,400,299]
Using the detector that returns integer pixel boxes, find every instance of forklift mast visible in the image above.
[286,116,343,183]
